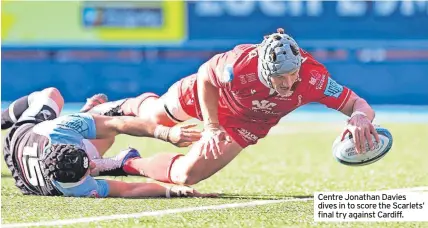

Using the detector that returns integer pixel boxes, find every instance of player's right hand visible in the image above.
[342,114,380,154]
[199,123,232,159]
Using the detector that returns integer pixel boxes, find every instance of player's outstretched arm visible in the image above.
[92,114,201,147]
[340,92,379,154]
[197,64,222,127]
[340,92,375,121]
[106,180,216,198]
[196,65,232,159]
[316,75,379,154]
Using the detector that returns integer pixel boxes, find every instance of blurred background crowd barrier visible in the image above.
[2,1,428,105]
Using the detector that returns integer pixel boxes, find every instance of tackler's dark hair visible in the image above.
[41,144,90,183]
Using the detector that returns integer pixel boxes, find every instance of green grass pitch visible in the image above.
[2,122,428,227]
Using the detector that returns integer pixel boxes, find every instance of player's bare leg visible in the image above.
[124,139,242,185]
[120,78,244,184]
[80,93,118,155]
[39,87,65,111]
[134,96,177,127]
[170,139,243,185]
[123,130,241,185]
[80,93,108,113]
[120,84,182,127]
[88,138,115,157]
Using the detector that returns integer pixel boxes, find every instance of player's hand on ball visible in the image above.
[199,123,232,160]
[342,114,380,154]
[168,124,202,147]
[169,186,218,198]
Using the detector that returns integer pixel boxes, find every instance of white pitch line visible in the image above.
[377,186,428,193]
[3,186,427,228]
[2,198,313,228]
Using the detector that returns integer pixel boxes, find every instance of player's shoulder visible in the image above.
[300,49,328,77]
[230,45,263,89]
[297,49,331,92]
[208,44,256,71]
[211,44,259,85]
[232,44,258,55]
[230,44,258,73]
[300,48,325,68]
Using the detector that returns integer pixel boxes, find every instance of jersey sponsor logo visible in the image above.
[34,105,56,121]
[237,73,257,84]
[40,110,52,120]
[246,73,257,83]
[59,115,90,135]
[324,77,344,98]
[83,157,89,169]
[316,74,326,90]
[310,70,321,78]
[236,128,258,143]
[249,49,257,59]
[309,70,327,90]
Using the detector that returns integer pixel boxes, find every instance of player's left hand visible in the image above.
[169,186,218,198]
[199,124,232,160]
[342,114,380,154]
[168,124,202,147]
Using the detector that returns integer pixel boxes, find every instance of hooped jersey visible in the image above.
[3,113,109,197]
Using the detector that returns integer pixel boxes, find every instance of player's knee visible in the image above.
[42,87,64,108]
[174,174,200,186]
[42,87,61,98]
[152,108,175,126]
[139,98,176,127]
[173,171,203,185]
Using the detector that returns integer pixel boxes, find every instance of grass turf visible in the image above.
[1,122,427,227]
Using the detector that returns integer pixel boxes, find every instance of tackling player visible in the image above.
[84,28,380,186]
[2,87,212,198]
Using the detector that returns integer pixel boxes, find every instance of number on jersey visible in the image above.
[22,143,45,186]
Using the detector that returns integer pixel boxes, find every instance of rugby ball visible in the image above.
[332,126,393,166]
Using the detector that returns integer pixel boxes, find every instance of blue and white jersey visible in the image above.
[5,113,110,197]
